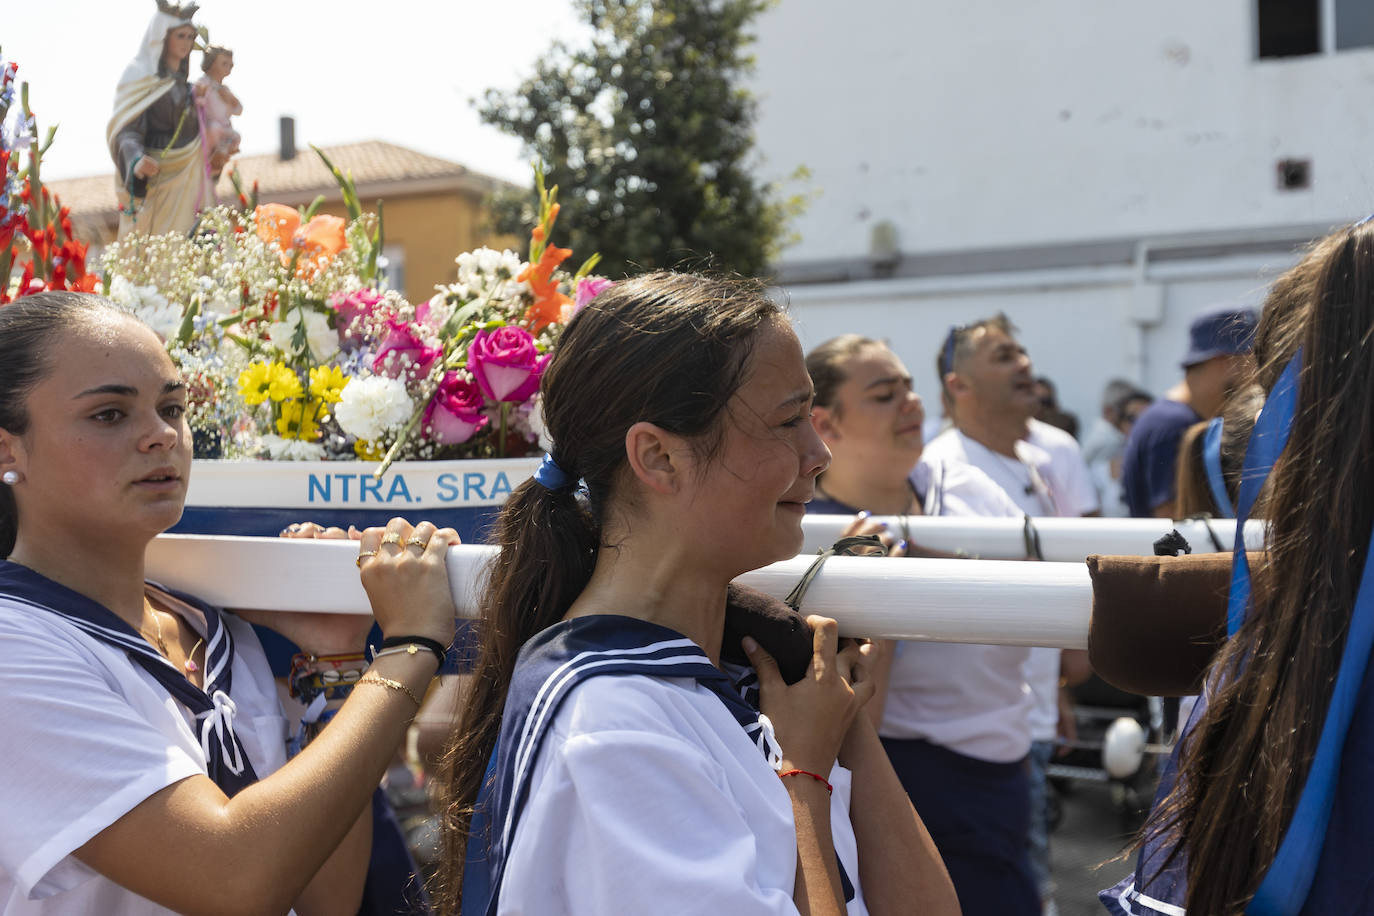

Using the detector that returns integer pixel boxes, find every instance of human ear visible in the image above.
[810,405,842,445]
[624,421,685,496]
[943,371,969,398]
[0,429,24,482]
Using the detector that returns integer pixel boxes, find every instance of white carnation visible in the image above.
[267,309,340,361]
[108,276,181,340]
[262,434,326,461]
[334,376,413,442]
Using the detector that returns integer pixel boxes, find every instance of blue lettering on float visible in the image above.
[436,473,459,503]
[463,473,488,501]
[386,475,412,503]
[308,474,329,503]
[359,475,384,503]
[335,474,353,502]
[489,472,512,500]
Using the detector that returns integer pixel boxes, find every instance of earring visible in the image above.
[2,471,18,486]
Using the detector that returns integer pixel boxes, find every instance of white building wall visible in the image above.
[752,0,1374,261]
[750,0,1359,426]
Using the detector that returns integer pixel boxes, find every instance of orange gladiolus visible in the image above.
[253,204,347,277]
[519,242,573,333]
[294,214,347,278]
[255,203,300,256]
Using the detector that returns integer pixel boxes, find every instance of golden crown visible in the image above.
[155,0,200,20]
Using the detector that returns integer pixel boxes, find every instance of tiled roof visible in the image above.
[48,139,509,220]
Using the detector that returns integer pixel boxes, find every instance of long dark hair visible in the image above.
[1146,223,1374,913]
[0,292,124,556]
[433,272,782,914]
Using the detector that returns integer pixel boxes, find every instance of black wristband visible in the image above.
[378,635,448,668]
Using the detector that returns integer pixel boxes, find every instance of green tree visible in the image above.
[479,0,805,279]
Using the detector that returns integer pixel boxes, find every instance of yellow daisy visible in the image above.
[267,363,304,402]
[309,365,349,404]
[237,362,273,406]
[275,398,325,440]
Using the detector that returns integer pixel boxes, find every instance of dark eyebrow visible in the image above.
[73,380,186,399]
[864,374,911,390]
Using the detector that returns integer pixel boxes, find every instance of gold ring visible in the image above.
[405,537,428,549]
[355,550,379,568]
[380,532,404,546]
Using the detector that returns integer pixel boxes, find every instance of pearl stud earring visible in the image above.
[2,471,19,486]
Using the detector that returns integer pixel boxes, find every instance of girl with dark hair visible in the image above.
[438,274,958,916]
[1102,221,1374,914]
[0,291,458,915]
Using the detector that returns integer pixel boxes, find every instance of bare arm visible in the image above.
[74,649,434,916]
[745,618,869,916]
[789,777,846,916]
[74,520,457,916]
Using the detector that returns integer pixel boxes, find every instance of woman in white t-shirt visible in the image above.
[0,291,458,915]
[437,274,959,916]
[805,334,1041,916]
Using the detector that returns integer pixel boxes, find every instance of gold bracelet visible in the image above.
[358,673,422,709]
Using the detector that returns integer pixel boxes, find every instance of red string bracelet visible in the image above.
[778,768,833,795]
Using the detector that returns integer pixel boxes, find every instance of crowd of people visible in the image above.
[3,22,1372,907]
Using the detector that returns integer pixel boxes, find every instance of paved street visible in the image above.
[1048,776,1153,916]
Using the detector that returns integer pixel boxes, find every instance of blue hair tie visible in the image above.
[533,453,574,492]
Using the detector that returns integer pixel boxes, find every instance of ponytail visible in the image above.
[434,476,598,909]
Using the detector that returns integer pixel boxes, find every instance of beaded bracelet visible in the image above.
[778,768,833,795]
[288,651,369,704]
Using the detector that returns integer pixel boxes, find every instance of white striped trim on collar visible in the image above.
[1117,879,1187,916]
[502,638,704,856]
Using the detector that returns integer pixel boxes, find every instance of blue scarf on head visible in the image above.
[0,560,259,796]
[461,614,853,916]
[1103,351,1374,915]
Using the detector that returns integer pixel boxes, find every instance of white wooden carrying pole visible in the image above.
[800,514,1266,560]
[146,535,1095,649]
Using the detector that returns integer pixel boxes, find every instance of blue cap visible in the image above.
[1181,305,1257,369]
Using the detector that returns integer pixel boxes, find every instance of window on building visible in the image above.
[1258,0,1374,58]
[1334,0,1374,50]
[1258,0,1319,57]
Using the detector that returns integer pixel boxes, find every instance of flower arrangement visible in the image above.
[101,158,609,468]
[0,49,98,303]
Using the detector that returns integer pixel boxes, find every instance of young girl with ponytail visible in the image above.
[437,273,958,916]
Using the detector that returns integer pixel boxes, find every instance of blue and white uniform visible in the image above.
[0,562,287,915]
[462,615,867,916]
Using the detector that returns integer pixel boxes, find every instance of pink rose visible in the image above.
[574,277,614,313]
[468,326,543,403]
[424,372,489,445]
[329,288,384,329]
[505,353,550,402]
[372,317,442,378]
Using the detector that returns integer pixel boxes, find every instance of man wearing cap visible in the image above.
[1120,305,1257,518]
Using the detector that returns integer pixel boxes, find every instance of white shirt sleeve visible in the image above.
[0,613,206,900]
[1029,420,1101,516]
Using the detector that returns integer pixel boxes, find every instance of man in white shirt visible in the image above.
[917,314,1097,916]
